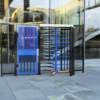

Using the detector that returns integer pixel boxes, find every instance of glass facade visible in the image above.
[9,0,49,23]
[0,0,7,22]
[0,0,84,74]
[85,0,100,59]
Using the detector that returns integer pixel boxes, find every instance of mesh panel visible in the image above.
[19,55,36,72]
[19,27,36,49]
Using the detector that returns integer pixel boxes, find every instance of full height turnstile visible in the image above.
[39,24,75,76]
[15,24,74,76]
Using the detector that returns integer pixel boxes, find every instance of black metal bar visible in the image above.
[38,25,41,75]
[14,30,18,76]
[40,29,53,30]
[49,28,50,61]
[72,27,75,75]
[83,0,85,73]
[60,28,62,71]
[0,24,2,76]
[70,27,72,76]
[64,28,65,70]
[49,0,51,24]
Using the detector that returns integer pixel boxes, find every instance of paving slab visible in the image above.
[26,77,47,82]
[0,77,7,86]
[4,76,35,91]
[51,79,75,86]
[67,75,100,92]
[39,85,69,96]
[47,93,82,100]
[61,83,90,92]
[13,89,48,100]
[0,78,16,100]
[29,80,57,88]
[73,90,100,100]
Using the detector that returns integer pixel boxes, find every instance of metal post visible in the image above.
[49,0,51,24]
[38,26,41,75]
[72,27,75,75]
[70,27,72,76]
[55,28,57,73]
[0,24,2,76]
[60,28,62,71]
[83,0,85,73]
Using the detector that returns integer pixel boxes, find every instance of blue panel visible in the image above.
[17,25,38,75]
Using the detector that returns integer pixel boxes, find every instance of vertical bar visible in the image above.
[64,29,65,70]
[49,28,50,61]
[67,29,68,71]
[25,27,27,49]
[49,0,51,61]
[83,0,85,73]
[27,55,28,72]
[30,55,31,72]
[31,27,33,49]
[70,27,72,76]
[26,27,28,49]
[33,27,35,49]
[49,0,51,24]
[33,55,35,72]
[24,55,25,72]
[28,27,30,49]
[38,26,40,74]
[0,24,2,76]
[60,28,62,71]
[72,28,75,75]
[20,27,22,49]
[30,27,31,49]
[23,27,25,72]
[36,27,38,73]
[55,28,57,73]
[20,56,22,72]
[8,24,9,63]
[19,27,20,49]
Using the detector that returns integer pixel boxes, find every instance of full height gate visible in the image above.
[16,25,39,75]
[39,24,75,76]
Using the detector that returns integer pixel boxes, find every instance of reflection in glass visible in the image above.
[85,7,100,59]
[9,25,14,63]
[0,0,7,22]
[9,0,49,23]
[51,0,84,70]
[2,25,8,63]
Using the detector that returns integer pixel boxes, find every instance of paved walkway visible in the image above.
[0,59,100,100]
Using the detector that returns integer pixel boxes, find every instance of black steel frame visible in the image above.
[39,26,75,76]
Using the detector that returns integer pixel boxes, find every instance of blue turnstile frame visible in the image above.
[48,28,71,74]
[17,25,38,75]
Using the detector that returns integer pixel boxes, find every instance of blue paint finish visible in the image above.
[17,25,38,75]
[27,55,28,72]
[30,27,31,49]
[24,55,25,72]
[30,55,31,72]
[49,28,71,73]
[21,56,22,72]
